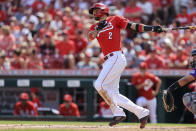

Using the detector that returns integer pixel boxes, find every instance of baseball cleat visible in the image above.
[139,115,149,129]
[109,116,126,126]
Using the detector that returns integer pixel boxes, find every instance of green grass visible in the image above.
[0,121,195,131]
[0,129,87,131]
[0,120,195,126]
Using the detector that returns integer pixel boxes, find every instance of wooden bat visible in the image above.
[163,26,196,31]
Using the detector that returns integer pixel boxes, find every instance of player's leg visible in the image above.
[147,98,157,123]
[110,85,149,120]
[101,52,149,120]
[94,53,126,117]
[136,96,148,108]
[98,51,149,127]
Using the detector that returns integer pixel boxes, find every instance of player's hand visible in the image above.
[152,26,163,33]
[152,91,157,96]
[96,20,107,31]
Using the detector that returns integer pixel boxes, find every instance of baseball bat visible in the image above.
[163,26,196,31]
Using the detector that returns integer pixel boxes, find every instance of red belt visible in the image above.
[104,51,124,61]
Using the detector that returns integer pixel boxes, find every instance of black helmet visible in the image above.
[190,48,196,68]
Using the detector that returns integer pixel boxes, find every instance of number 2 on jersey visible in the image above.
[109,32,112,39]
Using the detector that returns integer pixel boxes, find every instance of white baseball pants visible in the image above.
[94,51,149,119]
[136,96,157,123]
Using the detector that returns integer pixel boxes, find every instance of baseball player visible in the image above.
[132,62,162,123]
[88,3,163,128]
[163,48,196,115]
[14,92,38,116]
[59,94,80,117]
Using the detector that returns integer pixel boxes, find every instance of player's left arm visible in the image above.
[168,75,195,92]
[126,22,163,33]
[73,104,80,117]
[32,105,38,116]
[178,75,195,87]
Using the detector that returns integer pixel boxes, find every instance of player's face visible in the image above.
[93,8,101,21]
[64,101,71,107]
[140,68,146,75]
[193,55,196,61]
[21,99,27,105]
[190,55,196,68]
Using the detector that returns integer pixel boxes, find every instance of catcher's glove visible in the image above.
[162,90,175,112]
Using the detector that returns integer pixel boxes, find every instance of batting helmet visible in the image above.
[63,94,72,102]
[191,48,196,56]
[89,3,109,18]
[20,92,29,100]
[190,48,196,68]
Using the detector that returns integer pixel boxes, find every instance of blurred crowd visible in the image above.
[0,0,195,70]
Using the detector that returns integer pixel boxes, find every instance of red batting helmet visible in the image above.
[89,3,109,18]
[20,92,29,100]
[63,94,72,102]
[139,62,148,69]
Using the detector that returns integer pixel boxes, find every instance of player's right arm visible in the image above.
[88,30,99,42]
[88,20,108,42]
[13,103,20,116]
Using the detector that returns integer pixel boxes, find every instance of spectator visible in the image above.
[140,33,151,54]
[21,31,33,47]
[170,46,188,69]
[190,11,196,25]
[20,0,35,8]
[30,87,41,109]
[0,0,193,71]
[59,94,80,117]
[156,0,174,25]
[0,5,6,22]
[10,49,25,69]
[15,5,25,21]
[32,0,46,12]
[0,25,16,51]
[77,52,99,69]
[136,0,153,24]
[124,40,135,68]
[50,11,63,30]
[46,1,56,19]
[28,20,37,37]
[124,0,143,23]
[21,9,38,26]
[130,45,145,68]
[35,12,45,32]
[14,92,38,116]
[72,30,88,54]
[187,0,196,14]
[176,4,191,26]
[160,38,175,68]
[39,32,55,56]
[26,48,43,69]
[131,62,161,123]
[55,31,76,56]
[145,47,165,69]
[0,50,11,70]
[98,101,113,118]
[55,31,76,69]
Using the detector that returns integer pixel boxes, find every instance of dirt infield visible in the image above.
[0,124,196,131]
